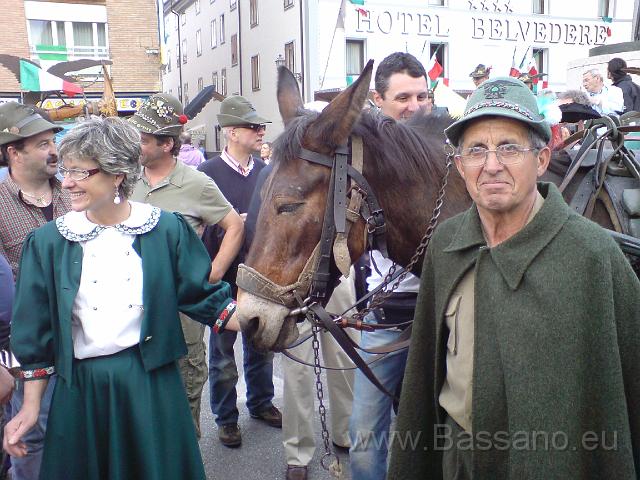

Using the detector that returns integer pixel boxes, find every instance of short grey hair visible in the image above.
[558,89,590,106]
[583,69,603,81]
[58,117,141,198]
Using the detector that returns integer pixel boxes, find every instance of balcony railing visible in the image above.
[30,45,110,78]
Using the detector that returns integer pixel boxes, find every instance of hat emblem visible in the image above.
[483,81,511,100]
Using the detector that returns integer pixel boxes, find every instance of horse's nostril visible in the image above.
[244,317,260,340]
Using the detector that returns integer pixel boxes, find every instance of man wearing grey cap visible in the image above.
[0,102,70,479]
[198,95,281,448]
[388,77,640,479]
[129,93,244,438]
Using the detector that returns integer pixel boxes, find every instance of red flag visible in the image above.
[427,52,443,81]
[542,80,549,89]
[509,67,520,77]
[443,78,449,86]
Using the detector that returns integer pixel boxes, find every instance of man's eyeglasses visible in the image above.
[58,164,101,181]
[234,124,267,132]
[455,144,538,168]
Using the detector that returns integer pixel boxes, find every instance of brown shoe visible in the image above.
[285,465,308,480]
[218,423,242,448]
[250,405,282,428]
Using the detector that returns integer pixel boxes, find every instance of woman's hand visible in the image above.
[3,407,38,457]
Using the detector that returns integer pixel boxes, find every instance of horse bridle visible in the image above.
[237,136,388,309]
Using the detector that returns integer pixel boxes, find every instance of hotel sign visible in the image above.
[353,8,614,46]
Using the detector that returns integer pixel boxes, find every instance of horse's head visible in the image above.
[236,61,374,351]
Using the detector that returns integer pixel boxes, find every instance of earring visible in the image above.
[113,186,121,205]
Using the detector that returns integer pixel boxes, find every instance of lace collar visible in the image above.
[56,202,161,242]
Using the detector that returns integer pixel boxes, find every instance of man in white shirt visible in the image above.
[582,68,624,115]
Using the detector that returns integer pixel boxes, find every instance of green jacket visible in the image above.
[388,183,640,479]
[11,210,233,384]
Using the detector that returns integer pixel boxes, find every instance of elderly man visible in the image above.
[129,93,243,438]
[582,68,624,115]
[198,96,281,448]
[388,77,640,479]
[469,64,490,87]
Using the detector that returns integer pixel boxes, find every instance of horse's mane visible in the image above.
[272,108,454,185]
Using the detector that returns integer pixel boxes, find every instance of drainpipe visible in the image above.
[298,0,305,101]
[237,0,243,95]
[171,0,183,103]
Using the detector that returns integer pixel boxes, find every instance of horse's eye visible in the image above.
[277,203,303,214]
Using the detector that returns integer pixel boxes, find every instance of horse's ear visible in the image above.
[277,66,304,127]
[304,60,374,150]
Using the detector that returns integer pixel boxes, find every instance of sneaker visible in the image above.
[250,405,282,428]
[218,423,242,448]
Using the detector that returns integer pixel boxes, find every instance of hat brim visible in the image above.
[445,106,552,147]
[128,115,183,137]
[217,112,272,128]
[0,117,62,146]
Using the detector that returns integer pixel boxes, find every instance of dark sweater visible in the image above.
[198,155,266,290]
[613,74,640,113]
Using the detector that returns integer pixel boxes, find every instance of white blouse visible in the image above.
[56,202,161,359]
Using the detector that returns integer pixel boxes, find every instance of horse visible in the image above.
[236,61,640,352]
[235,61,471,351]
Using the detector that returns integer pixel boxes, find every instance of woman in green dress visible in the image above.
[3,117,238,480]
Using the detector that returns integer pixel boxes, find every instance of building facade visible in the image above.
[0,0,161,113]
[162,0,635,148]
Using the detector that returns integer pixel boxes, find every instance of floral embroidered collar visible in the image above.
[56,202,161,242]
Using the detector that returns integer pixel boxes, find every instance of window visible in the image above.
[428,0,446,5]
[211,19,217,48]
[430,43,447,78]
[184,83,189,106]
[212,71,218,92]
[198,77,203,92]
[345,39,364,76]
[251,55,260,91]
[182,39,187,64]
[167,49,171,72]
[231,34,238,66]
[221,68,227,96]
[284,0,294,9]
[196,29,202,56]
[195,0,201,14]
[29,20,63,46]
[230,0,237,10]
[250,0,258,27]
[532,48,547,80]
[598,0,610,17]
[532,0,547,14]
[285,41,295,73]
[176,43,180,65]
[220,14,225,44]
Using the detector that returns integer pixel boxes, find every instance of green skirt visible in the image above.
[40,346,206,480]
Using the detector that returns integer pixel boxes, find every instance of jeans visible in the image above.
[349,313,409,480]
[208,329,275,426]
[7,375,56,480]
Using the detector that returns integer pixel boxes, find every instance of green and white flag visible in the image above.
[20,60,83,96]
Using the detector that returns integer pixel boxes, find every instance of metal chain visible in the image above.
[351,155,453,321]
[311,325,342,476]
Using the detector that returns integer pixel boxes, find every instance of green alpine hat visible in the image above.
[217,95,271,128]
[445,76,551,147]
[469,64,491,79]
[0,102,62,146]
[128,93,187,136]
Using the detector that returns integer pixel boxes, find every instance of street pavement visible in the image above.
[198,331,352,480]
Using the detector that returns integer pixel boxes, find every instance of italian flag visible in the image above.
[427,52,443,81]
[20,60,83,96]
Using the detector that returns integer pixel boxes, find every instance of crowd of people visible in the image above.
[0,49,639,480]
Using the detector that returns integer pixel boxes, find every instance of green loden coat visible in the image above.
[11,210,233,383]
[388,182,640,480]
